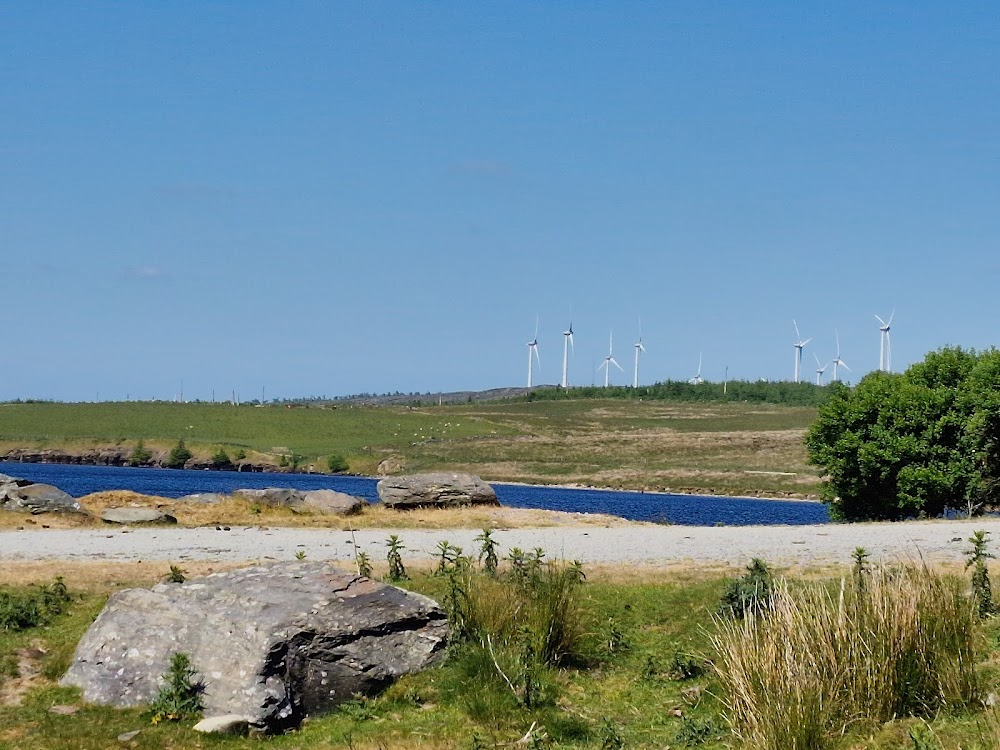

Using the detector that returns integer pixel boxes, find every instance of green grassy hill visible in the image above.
[0,399,820,497]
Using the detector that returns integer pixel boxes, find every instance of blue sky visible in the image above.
[2,2,998,402]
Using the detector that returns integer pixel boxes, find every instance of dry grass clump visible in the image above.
[713,564,979,750]
[0,491,639,531]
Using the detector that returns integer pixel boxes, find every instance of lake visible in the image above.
[0,462,830,526]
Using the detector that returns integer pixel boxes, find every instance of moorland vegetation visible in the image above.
[4,533,1000,749]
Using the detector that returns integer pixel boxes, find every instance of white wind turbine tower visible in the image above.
[814,353,830,386]
[632,318,646,388]
[875,310,894,372]
[792,320,813,383]
[561,320,574,388]
[689,353,704,385]
[831,329,851,382]
[526,318,541,387]
[597,331,624,387]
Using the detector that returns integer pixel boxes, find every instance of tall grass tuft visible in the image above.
[441,557,592,714]
[713,564,979,750]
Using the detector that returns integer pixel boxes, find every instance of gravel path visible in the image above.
[3,519,1000,568]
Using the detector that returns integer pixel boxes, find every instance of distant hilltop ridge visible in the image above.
[336,386,558,406]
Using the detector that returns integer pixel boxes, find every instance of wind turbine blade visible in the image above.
[534,316,539,339]
[841,361,852,372]
[639,343,646,353]
[569,333,574,352]
[802,337,813,347]
[814,353,822,367]
[611,357,624,372]
[534,347,541,366]
[793,319,801,339]
[888,308,895,325]
[835,329,841,356]
[875,314,886,326]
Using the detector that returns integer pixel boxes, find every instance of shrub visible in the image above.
[719,559,773,618]
[166,565,186,584]
[149,652,205,723]
[713,565,979,750]
[327,453,349,473]
[163,440,192,469]
[128,440,152,466]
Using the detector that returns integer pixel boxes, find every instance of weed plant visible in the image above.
[713,564,979,750]
[718,559,774,618]
[148,652,205,724]
[386,534,407,581]
[0,577,71,631]
[966,530,996,618]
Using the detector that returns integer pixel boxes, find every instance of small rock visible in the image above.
[48,704,79,715]
[193,714,250,735]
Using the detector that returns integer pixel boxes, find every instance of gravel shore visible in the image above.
[3,518,1000,568]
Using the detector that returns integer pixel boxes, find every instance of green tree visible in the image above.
[163,439,193,469]
[806,347,1000,521]
[210,447,232,470]
[128,440,152,466]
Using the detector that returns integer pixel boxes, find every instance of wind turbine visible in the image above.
[875,310,894,372]
[597,331,624,387]
[689,353,704,385]
[792,320,813,383]
[561,319,574,389]
[814,354,830,386]
[526,318,540,387]
[831,329,851,382]
[633,317,646,388]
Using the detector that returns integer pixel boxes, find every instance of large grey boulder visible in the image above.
[302,490,365,515]
[0,474,82,514]
[376,472,498,509]
[61,562,448,731]
[233,488,305,507]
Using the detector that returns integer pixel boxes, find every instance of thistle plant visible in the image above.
[386,534,407,582]
[476,528,499,576]
[966,530,996,618]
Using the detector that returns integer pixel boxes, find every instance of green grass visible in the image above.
[7,559,1000,750]
[0,399,821,496]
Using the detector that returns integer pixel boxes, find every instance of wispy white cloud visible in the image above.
[124,266,166,280]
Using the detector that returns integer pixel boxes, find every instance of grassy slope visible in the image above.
[0,399,820,497]
[2,563,1000,750]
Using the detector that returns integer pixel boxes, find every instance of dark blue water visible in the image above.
[0,462,830,526]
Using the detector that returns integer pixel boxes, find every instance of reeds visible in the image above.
[713,564,979,750]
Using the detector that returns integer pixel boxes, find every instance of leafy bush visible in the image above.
[163,439,192,469]
[806,346,1000,520]
[149,652,205,723]
[713,565,979,749]
[327,453,349,473]
[719,559,774,618]
[128,440,152,466]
